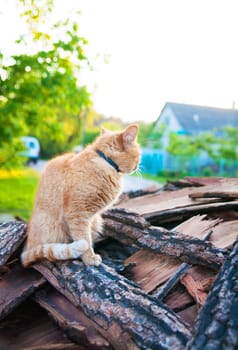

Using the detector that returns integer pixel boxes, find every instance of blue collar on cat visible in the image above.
[96,150,120,173]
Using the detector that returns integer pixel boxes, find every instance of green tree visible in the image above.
[199,127,238,163]
[138,122,165,149]
[167,132,202,157]
[0,0,91,166]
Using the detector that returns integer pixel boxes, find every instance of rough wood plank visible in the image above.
[125,215,219,295]
[34,260,191,350]
[103,209,228,270]
[187,238,238,350]
[185,177,238,187]
[164,285,194,311]
[0,264,45,320]
[20,345,83,350]
[125,250,180,292]
[117,180,238,220]
[209,220,238,249]
[180,266,216,307]
[180,274,208,307]
[116,187,213,218]
[145,200,238,224]
[189,190,238,200]
[0,300,83,350]
[0,221,26,266]
[153,227,214,301]
[177,305,198,327]
[154,263,190,300]
[34,288,111,350]
[174,215,221,238]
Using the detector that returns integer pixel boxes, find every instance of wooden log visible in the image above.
[34,260,191,350]
[0,221,26,266]
[34,288,111,350]
[186,238,238,350]
[0,264,45,320]
[103,209,228,270]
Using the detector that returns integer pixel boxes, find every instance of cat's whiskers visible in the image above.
[133,166,143,188]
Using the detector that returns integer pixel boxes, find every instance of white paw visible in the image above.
[70,240,89,258]
[82,253,102,266]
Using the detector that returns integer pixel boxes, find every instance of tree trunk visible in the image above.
[0,221,26,266]
[103,209,227,270]
[34,260,191,350]
[186,238,238,350]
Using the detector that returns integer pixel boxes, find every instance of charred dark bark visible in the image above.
[0,221,26,266]
[0,264,45,320]
[34,287,112,350]
[189,191,238,200]
[186,238,238,350]
[34,260,191,350]
[154,263,190,300]
[103,209,227,270]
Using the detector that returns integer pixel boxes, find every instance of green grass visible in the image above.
[0,169,39,221]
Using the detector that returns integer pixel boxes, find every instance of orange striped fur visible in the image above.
[21,125,140,267]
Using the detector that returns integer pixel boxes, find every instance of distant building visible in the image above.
[154,102,238,147]
[140,102,238,175]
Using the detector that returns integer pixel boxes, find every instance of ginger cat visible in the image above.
[21,124,140,267]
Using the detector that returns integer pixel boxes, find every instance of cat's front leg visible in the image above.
[91,213,104,243]
[67,217,102,266]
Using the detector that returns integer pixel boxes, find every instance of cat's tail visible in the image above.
[21,240,89,267]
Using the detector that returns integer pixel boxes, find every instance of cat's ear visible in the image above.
[101,127,107,135]
[122,124,138,145]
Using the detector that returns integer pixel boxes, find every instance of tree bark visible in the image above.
[34,260,191,350]
[34,287,112,350]
[103,209,228,270]
[0,221,26,266]
[186,238,238,350]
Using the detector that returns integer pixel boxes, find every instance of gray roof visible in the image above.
[163,102,238,134]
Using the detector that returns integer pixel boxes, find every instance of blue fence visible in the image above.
[140,148,238,177]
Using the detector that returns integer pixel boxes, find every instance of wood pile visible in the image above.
[0,176,238,350]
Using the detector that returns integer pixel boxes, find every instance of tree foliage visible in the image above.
[166,126,238,163]
[138,122,165,149]
[0,0,91,166]
[203,127,238,162]
[167,133,202,157]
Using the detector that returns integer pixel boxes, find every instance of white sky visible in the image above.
[1,0,238,122]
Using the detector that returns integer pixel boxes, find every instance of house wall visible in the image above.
[154,106,183,148]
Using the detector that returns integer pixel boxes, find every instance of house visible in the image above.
[141,102,238,175]
[154,102,238,147]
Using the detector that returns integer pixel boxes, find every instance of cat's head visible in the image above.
[92,124,141,174]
